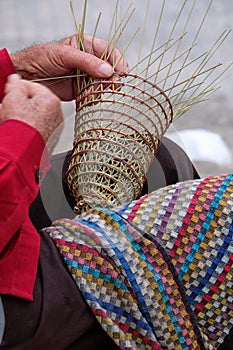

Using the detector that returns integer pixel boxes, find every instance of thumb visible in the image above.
[4,73,25,96]
[4,73,21,94]
[5,74,52,100]
[59,45,114,78]
[7,73,21,83]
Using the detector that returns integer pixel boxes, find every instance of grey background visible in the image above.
[0,0,233,178]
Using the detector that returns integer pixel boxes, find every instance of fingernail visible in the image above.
[98,63,113,77]
[7,74,21,83]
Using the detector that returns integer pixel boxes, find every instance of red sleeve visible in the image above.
[0,120,50,300]
[0,48,16,102]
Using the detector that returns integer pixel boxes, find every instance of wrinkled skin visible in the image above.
[11,34,128,101]
[0,74,63,152]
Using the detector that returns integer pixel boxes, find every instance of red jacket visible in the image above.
[0,48,15,101]
[0,49,50,300]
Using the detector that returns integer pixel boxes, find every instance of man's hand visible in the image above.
[0,74,64,151]
[11,34,128,101]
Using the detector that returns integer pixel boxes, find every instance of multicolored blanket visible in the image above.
[46,173,233,349]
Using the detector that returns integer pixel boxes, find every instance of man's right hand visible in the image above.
[0,74,64,150]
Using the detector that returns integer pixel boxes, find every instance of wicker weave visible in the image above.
[66,74,173,213]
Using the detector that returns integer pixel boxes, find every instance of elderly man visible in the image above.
[0,34,215,349]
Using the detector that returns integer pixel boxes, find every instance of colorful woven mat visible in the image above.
[46,173,233,349]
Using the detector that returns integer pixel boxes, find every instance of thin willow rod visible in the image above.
[97,1,134,63]
[209,63,233,90]
[140,33,195,90]
[169,82,215,111]
[172,91,206,111]
[140,42,201,85]
[128,36,174,74]
[192,0,214,42]
[161,0,196,91]
[136,0,150,76]
[163,63,222,96]
[80,0,87,46]
[144,0,166,80]
[191,29,231,75]
[90,12,102,54]
[171,0,214,92]
[168,81,205,103]
[170,31,230,107]
[169,82,220,118]
[127,34,188,85]
[161,63,222,116]
[112,26,140,72]
[69,0,80,46]
[171,29,231,105]
[101,0,120,62]
[172,87,217,118]
[175,62,220,108]
[192,61,233,104]
[80,0,89,92]
[70,0,86,94]
[30,71,119,89]
[153,0,188,85]
[154,48,206,86]
[101,5,136,66]
[81,12,102,96]
[163,82,211,117]
[116,40,215,111]
[115,0,123,67]
[174,89,215,111]
[112,0,119,68]
[111,39,198,113]
[167,61,219,102]
[31,73,87,83]
[85,12,103,96]
[80,10,103,96]
[93,0,133,72]
[178,29,230,90]
[85,2,134,96]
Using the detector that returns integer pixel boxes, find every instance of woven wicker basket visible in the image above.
[66,74,173,213]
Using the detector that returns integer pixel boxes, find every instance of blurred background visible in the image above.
[0,0,233,178]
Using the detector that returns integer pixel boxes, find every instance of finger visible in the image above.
[3,74,29,105]
[4,74,22,95]
[7,73,22,83]
[5,74,55,99]
[84,34,128,74]
[57,45,115,78]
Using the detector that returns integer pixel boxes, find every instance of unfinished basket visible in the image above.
[66,74,173,213]
[65,0,231,214]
